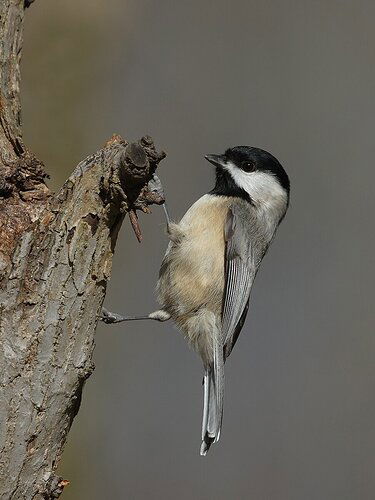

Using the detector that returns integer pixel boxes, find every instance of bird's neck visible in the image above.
[209,168,253,204]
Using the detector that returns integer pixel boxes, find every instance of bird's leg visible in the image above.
[162,202,171,228]
[100,307,171,324]
[101,175,173,327]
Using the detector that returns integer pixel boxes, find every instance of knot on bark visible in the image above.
[0,150,50,200]
[119,135,166,189]
[122,142,149,185]
[102,134,166,213]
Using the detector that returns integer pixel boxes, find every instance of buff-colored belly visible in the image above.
[157,195,231,320]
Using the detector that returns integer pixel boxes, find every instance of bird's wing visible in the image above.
[201,204,258,454]
[222,205,257,359]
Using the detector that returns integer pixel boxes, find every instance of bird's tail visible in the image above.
[200,336,224,456]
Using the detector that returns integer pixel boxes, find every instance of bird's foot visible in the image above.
[100,307,129,324]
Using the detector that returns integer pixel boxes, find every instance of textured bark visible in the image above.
[0,2,165,499]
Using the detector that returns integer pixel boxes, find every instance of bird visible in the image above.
[102,146,290,456]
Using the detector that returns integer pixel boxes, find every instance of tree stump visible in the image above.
[0,2,165,498]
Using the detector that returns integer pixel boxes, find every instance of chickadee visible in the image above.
[102,146,290,456]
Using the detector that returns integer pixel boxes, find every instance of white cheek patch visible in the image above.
[224,161,288,221]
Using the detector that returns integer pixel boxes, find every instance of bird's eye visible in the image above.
[242,161,255,172]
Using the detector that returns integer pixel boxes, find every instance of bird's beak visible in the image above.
[204,154,227,168]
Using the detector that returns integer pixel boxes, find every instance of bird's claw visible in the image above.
[100,307,123,324]
[147,174,166,200]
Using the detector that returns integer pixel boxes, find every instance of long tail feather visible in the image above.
[200,326,224,456]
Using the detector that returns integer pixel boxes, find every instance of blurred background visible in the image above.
[22,1,375,499]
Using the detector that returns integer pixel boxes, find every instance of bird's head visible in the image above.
[206,146,290,217]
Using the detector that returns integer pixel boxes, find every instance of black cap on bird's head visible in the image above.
[205,146,290,206]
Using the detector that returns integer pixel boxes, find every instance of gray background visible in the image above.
[22,1,375,499]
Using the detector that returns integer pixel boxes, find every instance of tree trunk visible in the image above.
[0,2,165,498]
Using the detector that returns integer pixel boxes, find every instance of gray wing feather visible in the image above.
[212,317,224,439]
[222,205,256,359]
[201,317,224,455]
